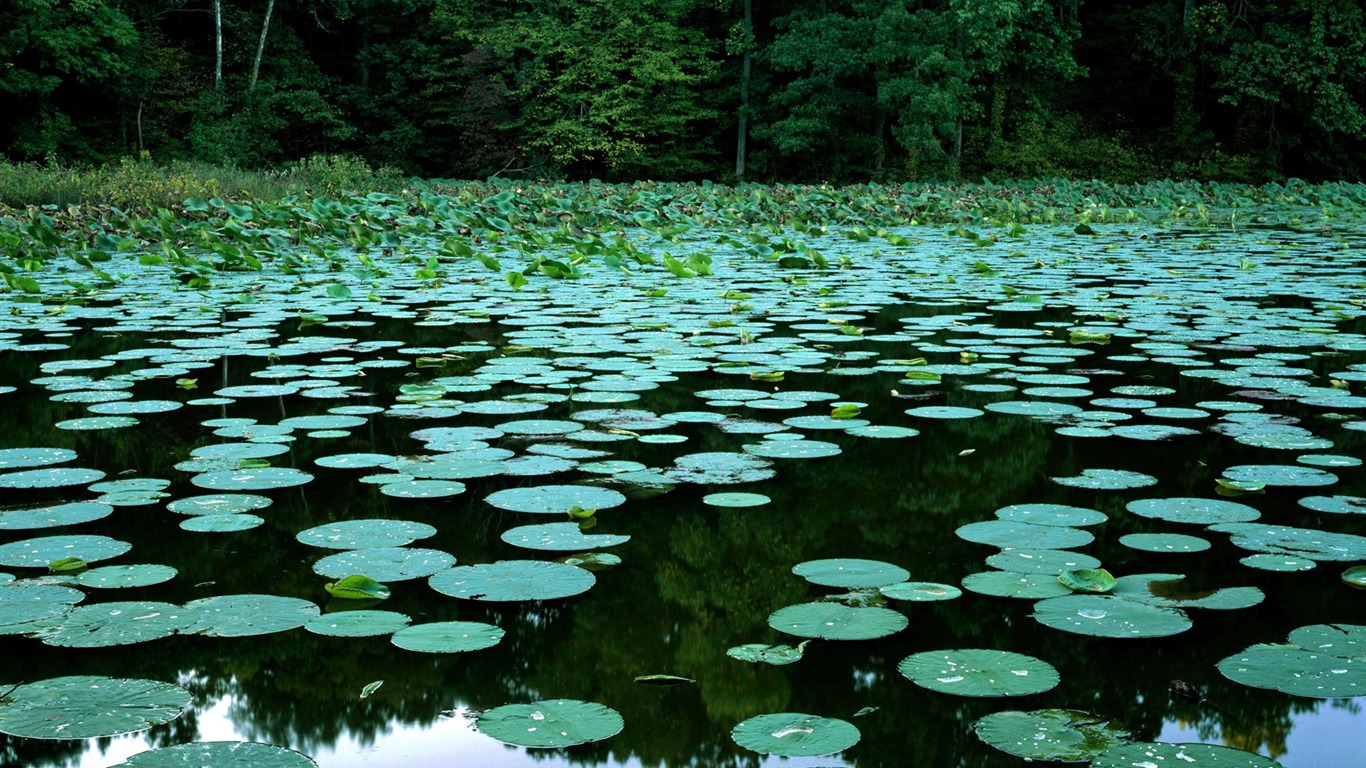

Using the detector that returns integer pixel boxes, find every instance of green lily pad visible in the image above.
[730,712,860,757]
[556,552,622,570]
[166,494,272,516]
[115,741,318,767]
[391,620,504,653]
[703,492,771,508]
[1210,523,1366,562]
[898,649,1060,697]
[878,582,962,602]
[1126,497,1261,525]
[0,675,192,739]
[1119,533,1211,553]
[792,558,910,588]
[378,480,468,499]
[296,519,437,550]
[974,709,1130,762]
[0,501,113,531]
[0,447,77,470]
[956,521,1094,550]
[1032,595,1192,638]
[180,514,264,532]
[1298,495,1366,515]
[304,609,412,637]
[1287,624,1366,658]
[312,547,455,581]
[665,451,776,484]
[1051,468,1157,490]
[904,406,984,419]
[190,467,314,491]
[324,575,391,600]
[1220,464,1337,487]
[1240,554,1317,572]
[500,522,630,551]
[484,484,627,514]
[0,582,83,634]
[727,642,809,665]
[1091,742,1284,768]
[986,549,1103,575]
[766,602,907,640]
[429,560,596,601]
[995,503,1107,527]
[34,600,190,648]
[1344,566,1366,588]
[1110,574,1265,610]
[75,564,178,589]
[0,467,106,489]
[1218,640,1366,697]
[475,699,623,748]
[182,594,319,637]
[963,571,1073,599]
[0,535,131,568]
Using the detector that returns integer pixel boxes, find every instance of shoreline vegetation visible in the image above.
[2,156,1364,298]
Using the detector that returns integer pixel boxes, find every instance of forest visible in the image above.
[2,0,1364,183]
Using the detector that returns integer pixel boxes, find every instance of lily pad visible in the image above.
[963,571,1074,599]
[190,467,314,491]
[1298,495,1366,515]
[1218,639,1366,697]
[0,501,113,531]
[730,712,860,757]
[475,699,623,748]
[1220,464,1337,487]
[727,642,808,665]
[1126,497,1260,525]
[182,594,319,637]
[898,649,1060,697]
[1051,468,1157,490]
[34,601,190,648]
[1091,742,1284,768]
[995,503,1107,527]
[1119,533,1211,553]
[0,676,192,739]
[116,741,319,768]
[429,560,595,601]
[484,485,627,514]
[986,549,1103,575]
[1211,523,1366,562]
[303,609,411,637]
[0,447,77,470]
[75,564,178,589]
[0,467,106,489]
[702,492,771,508]
[296,519,437,550]
[956,521,1094,550]
[312,547,454,581]
[180,514,264,532]
[1033,595,1192,638]
[974,709,1130,762]
[391,620,504,653]
[324,575,391,600]
[766,602,907,640]
[879,581,962,602]
[0,535,131,568]
[1057,568,1117,593]
[500,522,630,551]
[792,558,911,588]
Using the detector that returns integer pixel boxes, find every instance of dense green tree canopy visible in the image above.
[1,0,1363,181]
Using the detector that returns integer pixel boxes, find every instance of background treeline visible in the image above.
[3,0,1363,183]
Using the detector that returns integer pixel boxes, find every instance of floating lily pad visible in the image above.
[986,549,1103,575]
[766,602,907,640]
[1344,566,1366,589]
[1298,495,1366,515]
[166,494,272,516]
[898,649,1060,697]
[476,699,623,748]
[190,467,313,491]
[76,564,178,589]
[1091,742,1284,768]
[879,581,962,602]
[956,521,1094,550]
[995,503,1107,527]
[116,741,319,768]
[727,642,808,665]
[964,570,1074,599]
[1240,554,1317,572]
[0,467,106,489]
[1057,568,1117,593]
[730,713,860,757]
[484,485,627,514]
[1051,468,1157,490]
[1110,574,1265,611]
[557,552,622,570]
[55,416,140,431]
[904,406,984,419]
[0,447,77,470]
[1218,636,1366,697]
[304,610,411,637]
[183,594,319,637]
[0,501,113,531]
[378,479,468,499]
[0,535,131,568]
[0,676,192,739]
[703,492,771,508]
[1125,497,1260,525]
[312,547,455,581]
[974,709,1130,762]
[743,440,843,459]
[1220,464,1337,487]
[1211,523,1366,562]
[500,523,630,551]
[391,620,504,653]
[792,558,910,588]
[1032,595,1192,638]
[666,452,776,484]
[429,560,595,601]
[180,514,264,532]
[296,519,437,550]
[1119,533,1211,553]
[35,600,190,647]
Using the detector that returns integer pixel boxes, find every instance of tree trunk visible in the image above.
[214,0,223,93]
[249,0,276,93]
[735,0,752,181]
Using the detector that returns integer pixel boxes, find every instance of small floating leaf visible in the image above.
[324,575,391,601]
[731,712,860,757]
[898,649,1060,697]
[633,674,694,686]
[476,699,623,748]
[1057,568,1116,593]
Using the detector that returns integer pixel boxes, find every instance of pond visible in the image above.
[1,202,1365,768]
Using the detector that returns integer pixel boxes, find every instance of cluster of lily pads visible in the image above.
[0,182,1364,766]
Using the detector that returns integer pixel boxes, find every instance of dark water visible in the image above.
[1,223,1365,768]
